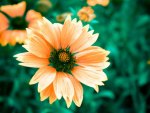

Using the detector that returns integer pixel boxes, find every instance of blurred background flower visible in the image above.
[56,12,72,22]
[87,0,110,6]
[0,1,42,46]
[0,0,150,113]
[77,6,96,22]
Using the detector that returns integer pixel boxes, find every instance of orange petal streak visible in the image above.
[40,84,57,104]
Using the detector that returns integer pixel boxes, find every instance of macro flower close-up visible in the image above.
[1,0,150,113]
[15,16,110,107]
[0,1,42,46]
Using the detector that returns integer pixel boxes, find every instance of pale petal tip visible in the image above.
[66,101,72,108]
[65,15,71,21]
[13,54,19,57]
[106,51,110,55]
[40,97,45,101]
[29,80,34,85]
[74,101,82,107]
[49,100,54,104]
[94,85,99,93]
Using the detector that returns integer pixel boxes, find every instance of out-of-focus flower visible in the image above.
[0,1,42,46]
[87,0,97,6]
[36,0,52,14]
[56,12,72,22]
[148,60,150,64]
[15,16,110,107]
[87,0,110,6]
[78,6,96,22]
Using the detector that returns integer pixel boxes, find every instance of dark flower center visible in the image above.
[10,16,28,30]
[49,48,76,73]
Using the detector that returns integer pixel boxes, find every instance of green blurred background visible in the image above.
[0,0,150,113]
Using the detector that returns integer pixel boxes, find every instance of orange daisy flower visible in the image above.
[0,1,42,46]
[14,16,110,107]
[77,6,96,22]
[87,0,110,6]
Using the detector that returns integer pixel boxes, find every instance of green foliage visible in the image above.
[0,0,150,113]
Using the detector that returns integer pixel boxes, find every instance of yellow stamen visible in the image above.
[59,52,70,62]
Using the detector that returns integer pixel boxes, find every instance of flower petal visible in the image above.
[71,33,99,53]
[49,85,57,104]
[53,72,74,107]
[53,23,63,49]
[38,67,56,92]
[0,13,9,32]
[12,30,27,44]
[26,10,42,22]
[60,16,83,49]
[0,30,16,46]
[23,28,52,58]
[78,62,110,71]
[14,52,49,68]
[40,84,57,104]
[76,46,110,64]
[72,66,107,89]
[29,66,56,86]
[68,75,83,107]
[97,0,110,6]
[0,1,26,18]
[36,17,60,49]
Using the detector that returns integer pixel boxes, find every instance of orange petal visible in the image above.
[37,67,56,92]
[14,52,49,68]
[0,30,16,46]
[0,1,26,18]
[12,30,27,44]
[60,16,83,49]
[72,66,107,88]
[25,28,51,57]
[49,84,57,104]
[0,13,9,32]
[29,66,56,85]
[76,46,110,64]
[23,29,52,58]
[70,26,98,53]
[53,72,74,107]
[68,75,83,107]
[53,23,63,49]
[71,32,99,53]
[87,0,97,6]
[28,23,61,50]
[97,0,110,6]
[40,84,52,101]
[40,84,57,103]
[77,62,110,71]
[36,17,60,49]
[26,10,42,22]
